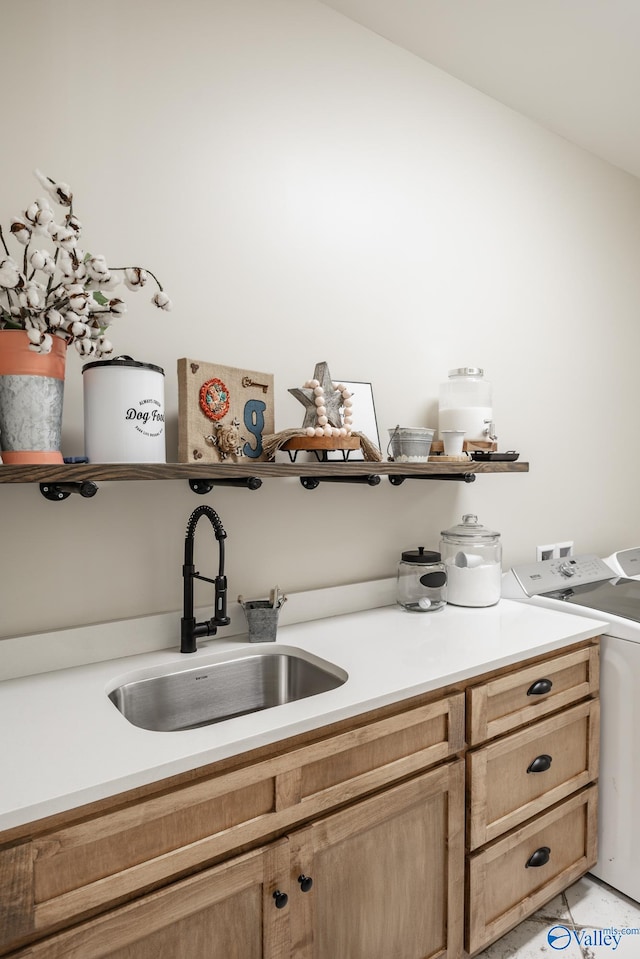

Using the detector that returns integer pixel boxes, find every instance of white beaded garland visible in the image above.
[300,377,354,438]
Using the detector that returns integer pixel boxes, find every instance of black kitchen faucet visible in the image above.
[180,505,231,653]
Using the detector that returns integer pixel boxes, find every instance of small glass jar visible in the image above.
[440,514,502,607]
[397,548,447,612]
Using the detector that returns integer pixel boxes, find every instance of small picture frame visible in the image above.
[326,380,380,461]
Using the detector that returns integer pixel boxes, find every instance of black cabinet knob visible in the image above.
[525,846,551,868]
[273,890,288,909]
[298,874,313,892]
[527,678,553,696]
[527,754,553,774]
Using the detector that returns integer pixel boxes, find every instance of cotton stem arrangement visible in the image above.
[0,170,171,355]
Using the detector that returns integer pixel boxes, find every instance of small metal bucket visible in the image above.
[387,426,435,462]
[238,588,287,643]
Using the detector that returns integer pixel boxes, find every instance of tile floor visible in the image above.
[475,873,640,958]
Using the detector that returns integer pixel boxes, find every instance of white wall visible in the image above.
[2,0,640,643]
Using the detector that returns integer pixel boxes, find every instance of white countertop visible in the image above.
[0,599,605,832]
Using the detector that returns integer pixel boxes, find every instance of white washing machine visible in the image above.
[503,550,640,904]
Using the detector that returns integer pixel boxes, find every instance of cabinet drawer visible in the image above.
[467,699,599,849]
[467,644,599,745]
[291,693,465,812]
[466,786,598,956]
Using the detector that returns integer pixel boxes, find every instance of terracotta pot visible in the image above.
[0,330,67,464]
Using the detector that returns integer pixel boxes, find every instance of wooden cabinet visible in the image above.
[11,764,463,959]
[465,643,600,956]
[1,693,465,959]
[0,638,599,959]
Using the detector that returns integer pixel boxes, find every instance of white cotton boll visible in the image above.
[66,214,82,236]
[19,283,41,309]
[68,291,90,315]
[109,298,126,315]
[29,250,55,275]
[34,169,72,206]
[151,291,172,310]
[10,218,31,245]
[87,254,109,280]
[26,200,54,233]
[57,250,74,276]
[0,257,21,288]
[95,335,113,356]
[70,319,90,338]
[95,274,120,291]
[26,329,52,353]
[124,267,148,290]
[25,202,39,225]
[48,223,77,252]
[74,337,95,356]
[44,308,64,329]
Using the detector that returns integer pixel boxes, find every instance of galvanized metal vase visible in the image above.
[0,330,66,464]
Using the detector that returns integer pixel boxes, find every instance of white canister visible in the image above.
[83,356,166,463]
[440,514,502,607]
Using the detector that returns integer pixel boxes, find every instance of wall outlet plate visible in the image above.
[536,541,574,561]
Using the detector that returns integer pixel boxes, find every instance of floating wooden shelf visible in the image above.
[0,459,529,485]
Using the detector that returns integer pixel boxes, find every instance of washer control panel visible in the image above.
[510,554,615,597]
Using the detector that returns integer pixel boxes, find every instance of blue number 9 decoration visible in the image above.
[243,399,266,458]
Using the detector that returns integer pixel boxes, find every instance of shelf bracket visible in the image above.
[300,475,382,491]
[388,473,476,486]
[39,481,99,501]
[189,477,262,495]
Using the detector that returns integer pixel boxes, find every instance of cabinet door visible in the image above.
[289,761,464,959]
[11,841,289,959]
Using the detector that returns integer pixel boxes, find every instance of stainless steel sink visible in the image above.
[107,646,348,732]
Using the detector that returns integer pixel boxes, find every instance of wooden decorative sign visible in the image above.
[177,359,274,463]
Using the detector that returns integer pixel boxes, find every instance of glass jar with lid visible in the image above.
[440,514,502,607]
[438,367,492,441]
[396,547,447,612]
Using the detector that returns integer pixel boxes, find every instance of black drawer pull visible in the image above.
[527,754,552,774]
[273,890,288,909]
[525,846,551,868]
[298,874,313,892]
[527,678,553,696]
